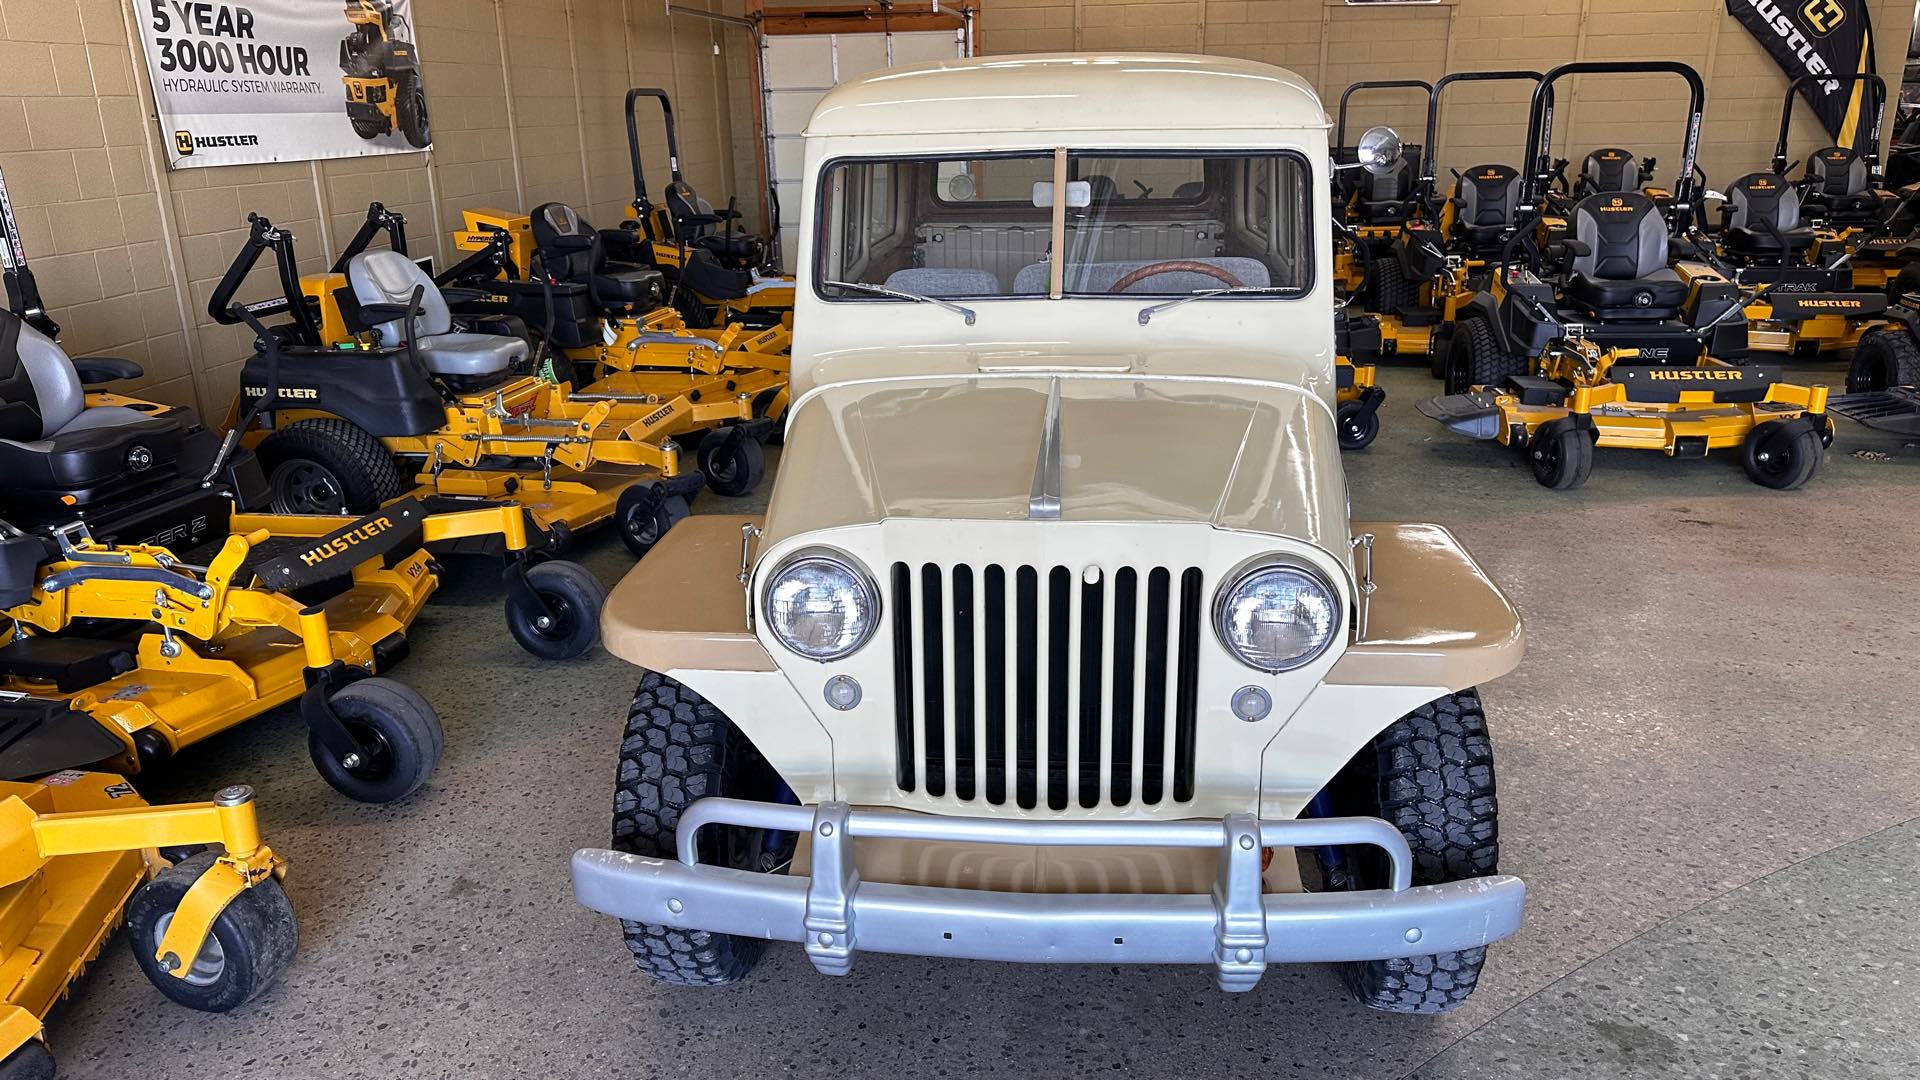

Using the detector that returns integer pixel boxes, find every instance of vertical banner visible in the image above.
[1725,0,1877,147]
[137,1,433,169]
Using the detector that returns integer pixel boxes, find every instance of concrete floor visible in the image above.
[47,362,1920,1079]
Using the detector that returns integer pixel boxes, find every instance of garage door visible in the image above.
[762,29,967,272]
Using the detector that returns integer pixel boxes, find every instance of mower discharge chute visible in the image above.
[1416,60,1832,491]
[340,0,429,148]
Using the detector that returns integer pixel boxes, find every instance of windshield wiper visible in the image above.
[825,280,976,325]
[1137,286,1300,325]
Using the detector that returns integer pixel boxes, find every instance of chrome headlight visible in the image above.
[1213,560,1340,673]
[762,548,879,661]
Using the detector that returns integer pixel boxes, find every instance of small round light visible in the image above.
[762,548,879,661]
[823,674,863,711]
[1214,562,1340,673]
[1230,685,1272,722]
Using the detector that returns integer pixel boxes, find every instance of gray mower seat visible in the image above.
[347,250,528,380]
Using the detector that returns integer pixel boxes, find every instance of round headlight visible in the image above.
[762,548,879,661]
[1214,562,1340,673]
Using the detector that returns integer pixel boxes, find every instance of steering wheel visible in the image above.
[1108,260,1245,293]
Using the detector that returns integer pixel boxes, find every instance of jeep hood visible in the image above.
[766,372,1349,557]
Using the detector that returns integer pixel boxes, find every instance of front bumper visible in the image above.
[571,799,1527,992]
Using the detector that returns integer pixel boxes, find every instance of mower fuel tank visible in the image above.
[241,344,445,438]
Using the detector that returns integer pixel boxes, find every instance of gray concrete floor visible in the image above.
[47,363,1920,1079]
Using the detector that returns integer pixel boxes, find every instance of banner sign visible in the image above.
[1725,0,1877,148]
[137,1,433,169]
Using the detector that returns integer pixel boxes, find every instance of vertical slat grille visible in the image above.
[891,561,1201,810]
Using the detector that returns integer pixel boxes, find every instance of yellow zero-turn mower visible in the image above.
[1709,170,1888,357]
[1333,309,1386,451]
[209,214,713,600]
[0,306,455,801]
[339,0,428,148]
[1416,61,1831,492]
[0,774,296,1077]
[1361,70,1544,378]
[1331,80,1434,295]
[613,88,794,330]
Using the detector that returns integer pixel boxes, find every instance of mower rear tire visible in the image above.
[308,678,443,803]
[616,486,691,559]
[1336,399,1380,451]
[1526,419,1592,490]
[1462,316,1526,391]
[398,78,430,148]
[1370,256,1419,316]
[125,850,298,1013]
[258,418,405,515]
[697,431,766,497]
[612,672,794,986]
[1321,691,1500,1014]
[506,560,607,659]
[1742,418,1821,490]
[1847,327,1920,393]
[0,1043,53,1080]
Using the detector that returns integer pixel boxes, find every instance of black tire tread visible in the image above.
[1370,256,1419,316]
[1464,316,1527,388]
[258,418,405,514]
[124,850,298,1013]
[1847,327,1920,393]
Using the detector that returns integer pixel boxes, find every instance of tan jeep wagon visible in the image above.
[571,52,1527,1013]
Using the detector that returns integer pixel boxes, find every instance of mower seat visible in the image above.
[1802,146,1877,220]
[0,311,185,502]
[1721,172,1815,259]
[1356,160,1413,225]
[530,202,666,314]
[662,184,767,271]
[1452,164,1522,252]
[1564,191,1689,319]
[1578,149,1643,195]
[347,251,527,380]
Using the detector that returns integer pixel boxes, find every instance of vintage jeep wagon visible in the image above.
[572,53,1528,1013]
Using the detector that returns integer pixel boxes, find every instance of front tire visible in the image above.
[505,560,607,659]
[1742,417,1821,490]
[258,418,405,515]
[611,672,795,986]
[1319,691,1500,1014]
[1525,418,1593,490]
[1847,327,1920,392]
[0,1043,53,1080]
[696,431,766,497]
[307,678,443,802]
[124,851,298,1013]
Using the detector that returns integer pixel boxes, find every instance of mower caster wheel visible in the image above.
[1742,418,1821,490]
[616,487,691,559]
[697,432,766,497]
[308,678,443,803]
[506,560,607,659]
[1525,419,1592,491]
[125,850,298,1013]
[1336,400,1380,451]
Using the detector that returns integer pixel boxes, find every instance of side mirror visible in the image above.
[1356,126,1403,176]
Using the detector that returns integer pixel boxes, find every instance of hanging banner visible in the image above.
[1725,0,1877,147]
[137,0,432,169]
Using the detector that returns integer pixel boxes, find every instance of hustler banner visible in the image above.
[137,1,433,169]
[1725,0,1877,147]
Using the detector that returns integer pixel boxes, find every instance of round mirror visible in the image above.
[1357,126,1404,176]
[947,173,977,202]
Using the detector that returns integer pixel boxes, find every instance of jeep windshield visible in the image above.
[815,150,1312,305]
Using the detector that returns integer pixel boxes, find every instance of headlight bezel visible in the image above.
[1211,556,1343,674]
[759,545,882,662]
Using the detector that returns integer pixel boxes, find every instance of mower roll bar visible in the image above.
[1770,73,1886,178]
[331,201,409,275]
[207,214,324,348]
[626,87,683,239]
[1520,61,1705,226]
[1335,79,1433,152]
[1421,70,1544,211]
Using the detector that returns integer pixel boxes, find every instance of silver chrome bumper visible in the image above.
[571,799,1527,992]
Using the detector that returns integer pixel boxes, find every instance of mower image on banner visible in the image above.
[1416,61,1831,492]
[340,0,428,148]
[208,217,709,663]
[0,775,295,1077]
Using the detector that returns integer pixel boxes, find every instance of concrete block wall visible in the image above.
[0,0,754,415]
[980,0,1910,200]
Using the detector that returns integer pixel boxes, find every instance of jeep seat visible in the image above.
[1452,164,1522,254]
[1578,148,1643,195]
[1722,172,1814,259]
[530,203,666,312]
[347,251,528,380]
[1802,147,1877,221]
[1563,191,1689,319]
[0,311,185,502]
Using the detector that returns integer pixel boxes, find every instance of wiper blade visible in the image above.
[824,280,976,325]
[1137,286,1301,325]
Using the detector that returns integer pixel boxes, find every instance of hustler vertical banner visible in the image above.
[137,1,433,169]
[1725,0,1877,147]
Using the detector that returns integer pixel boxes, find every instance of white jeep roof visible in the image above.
[804,53,1329,139]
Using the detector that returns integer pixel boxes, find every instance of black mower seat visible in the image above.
[1355,160,1413,225]
[0,311,184,502]
[1803,147,1876,218]
[348,251,527,380]
[531,202,666,313]
[1565,191,1687,319]
[1579,148,1643,195]
[1452,164,1522,250]
[1722,172,1815,258]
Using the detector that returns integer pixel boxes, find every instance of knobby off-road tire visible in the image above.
[1847,327,1920,393]
[1320,690,1500,1014]
[611,672,794,986]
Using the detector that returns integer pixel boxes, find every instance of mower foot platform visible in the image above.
[1827,388,1920,435]
[1416,392,1504,440]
